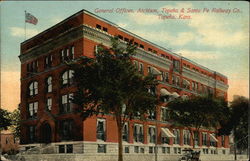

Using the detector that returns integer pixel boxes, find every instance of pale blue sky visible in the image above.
[0,1,249,111]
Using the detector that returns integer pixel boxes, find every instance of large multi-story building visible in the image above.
[19,9,229,158]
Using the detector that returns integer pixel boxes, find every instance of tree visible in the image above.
[9,108,21,138]
[0,108,11,130]
[219,96,248,156]
[70,37,158,161]
[167,95,229,148]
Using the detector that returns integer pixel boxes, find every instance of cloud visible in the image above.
[117,22,128,28]
[50,16,63,24]
[130,29,194,46]
[188,14,249,47]
[127,12,161,25]
[10,27,40,38]
[176,49,220,60]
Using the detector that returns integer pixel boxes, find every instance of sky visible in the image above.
[0,1,249,111]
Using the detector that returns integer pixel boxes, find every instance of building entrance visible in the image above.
[41,123,52,143]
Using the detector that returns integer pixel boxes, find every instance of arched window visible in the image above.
[29,81,38,96]
[46,76,52,93]
[62,70,74,86]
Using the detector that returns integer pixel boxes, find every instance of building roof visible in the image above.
[21,9,227,79]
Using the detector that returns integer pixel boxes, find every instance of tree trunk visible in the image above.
[116,115,123,161]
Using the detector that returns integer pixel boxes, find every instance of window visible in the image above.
[60,46,75,62]
[161,108,170,121]
[139,147,144,153]
[6,138,9,144]
[134,146,139,153]
[46,76,52,93]
[148,66,152,75]
[46,98,52,111]
[122,123,129,142]
[134,42,138,46]
[124,146,129,153]
[139,63,144,74]
[195,82,199,91]
[28,126,36,143]
[27,60,38,74]
[182,79,190,89]
[176,76,180,86]
[96,24,101,29]
[60,120,73,140]
[62,70,74,86]
[29,81,38,96]
[162,147,170,154]
[172,75,176,85]
[133,60,139,70]
[97,144,106,153]
[71,46,75,59]
[118,35,123,40]
[61,93,73,113]
[173,60,180,72]
[153,50,157,54]
[148,86,156,96]
[134,124,143,143]
[148,48,152,52]
[221,135,225,147]
[165,72,169,83]
[173,129,180,145]
[28,102,38,118]
[139,44,144,49]
[124,38,129,42]
[183,130,191,145]
[161,129,170,144]
[202,133,208,146]
[44,55,52,69]
[148,126,156,143]
[149,147,154,153]
[103,27,108,32]
[148,110,156,120]
[192,82,195,91]
[160,71,164,81]
[210,133,217,147]
[194,131,199,146]
[67,144,74,153]
[97,119,106,141]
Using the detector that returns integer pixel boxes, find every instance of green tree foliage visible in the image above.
[70,37,158,161]
[219,96,248,152]
[9,108,21,138]
[0,108,11,130]
[167,95,229,148]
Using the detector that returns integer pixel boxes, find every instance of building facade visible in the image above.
[19,10,229,156]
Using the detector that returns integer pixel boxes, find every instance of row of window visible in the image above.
[28,70,74,97]
[28,93,73,118]
[133,60,219,96]
[96,119,223,147]
[26,46,75,76]
[28,119,74,143]
[27,118,225,148]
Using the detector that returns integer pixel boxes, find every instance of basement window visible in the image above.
[97,144,106,153]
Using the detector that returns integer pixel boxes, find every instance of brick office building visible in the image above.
[19,10,229,156]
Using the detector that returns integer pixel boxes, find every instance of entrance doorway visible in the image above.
[41,122,52,143]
